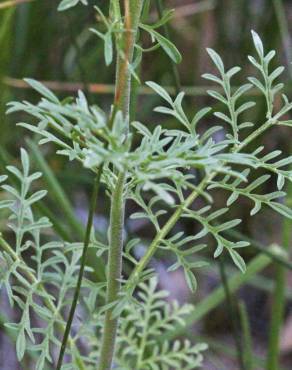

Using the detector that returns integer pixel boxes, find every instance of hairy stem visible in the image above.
[97,1,144,369]
[98,171,126,370]
[113,0,143,121]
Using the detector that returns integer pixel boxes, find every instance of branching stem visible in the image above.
[129,117,275,288]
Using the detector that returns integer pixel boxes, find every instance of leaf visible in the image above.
[248,77,265,93]
[214,111,232,124]
[206,48,225,74]
[236,102,256,116]
[251,30,264,58]
[184,270,197,292]
[146,81,173,104]
[227,192,239,206]
[277,174,285,190]
[246,174,271,192]
[264,50,276,64]
[207,90,227,104]
[191,107,212,128]
[226,66,241,78]
[269,201,292,219]
[149,29,182,64]
[250,200,261,216]
[104,32,113,66]
[214,242,224,258]
[269,66,284,83]
[20,148,30,177]
[229,249,246,273]
[215,219,242,233]
[58,0,85,11]
[16,329,26,361]
[24,79,59,103]
[202,73,222,85]
[233,83,253,101]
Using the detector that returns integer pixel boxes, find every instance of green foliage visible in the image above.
[89,2,182,70]
[86,278,207,370]
[117,278,207,370]
[1,0,292,367]
[0,149,85,369]
[58,0,88,12]
[6,30,292,291]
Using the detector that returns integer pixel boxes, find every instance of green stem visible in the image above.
[130,175,211,285]
[218,257,245,370]
[266,176,292,369]
[97,1,144,369]
[267,6,292,364]
[235,119,274,152]
[128,117,275,291]
[97,171,126,370]
[239,301,254,370]
[272,0,292,78]
[267,262,287,370]
[113,0,144,120]
[56,168,102,370]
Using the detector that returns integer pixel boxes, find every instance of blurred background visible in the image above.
[0,0,292,369]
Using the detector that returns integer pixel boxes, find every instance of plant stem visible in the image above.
[56,168,102,370]
[130,175,211,285]
[218,257,246,370]
[272,0,292,78]
[113,0,144,121]
[97,1,144,369]
[267,8,292,364]
[239,301,254,370]
[235,119,274,152]
[267,252,288,370]
[97,171,126,370]
[266,175,292,369]
[129,118,276,290]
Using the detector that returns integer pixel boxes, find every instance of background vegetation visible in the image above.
[1,0,292,369]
